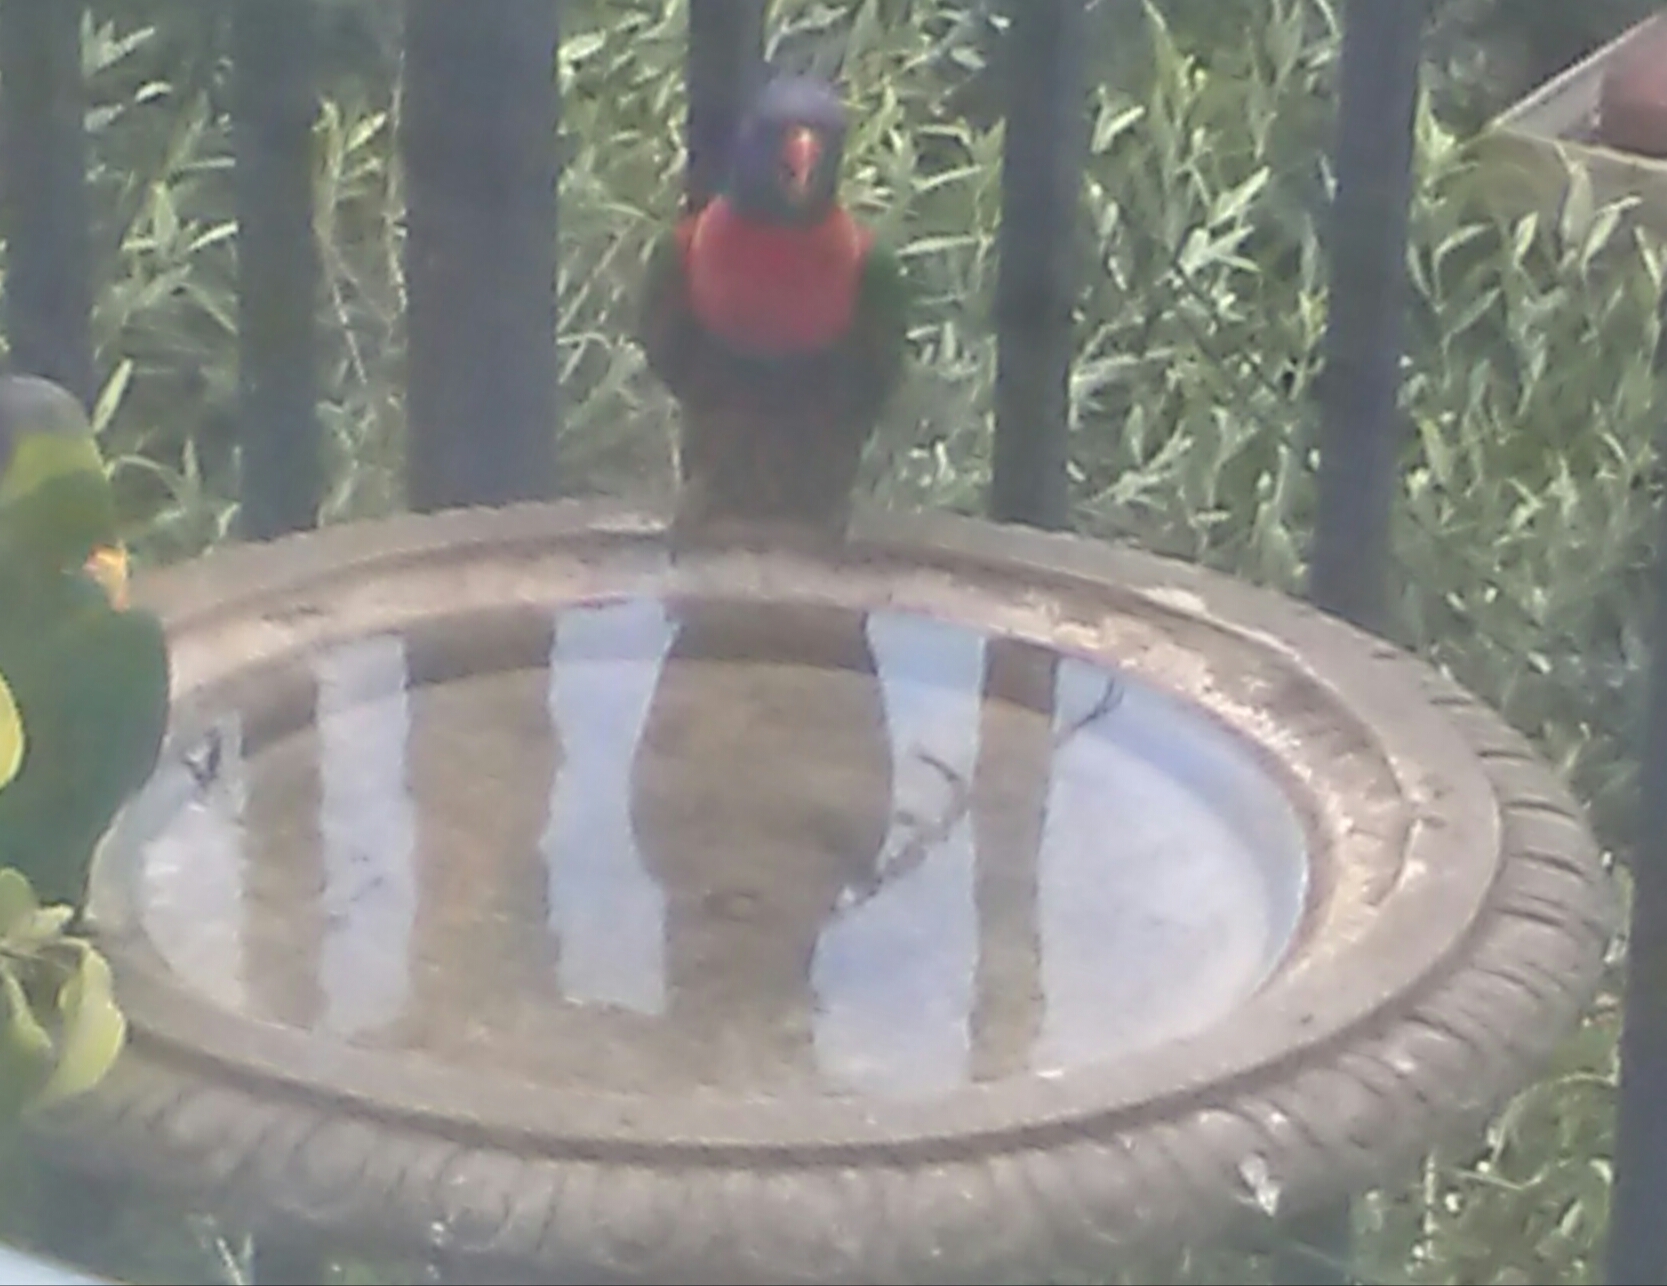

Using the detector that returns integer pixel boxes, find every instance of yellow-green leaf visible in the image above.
[0,672,20,791]
[17,905,75,945]
[0,965,52,1115]
[0,963,53,1065]
[0,870,38,939]
[34,949,125,1108]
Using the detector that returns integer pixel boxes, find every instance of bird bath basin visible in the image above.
[32,502,1610,1284]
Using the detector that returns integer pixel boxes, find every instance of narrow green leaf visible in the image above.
[91,357,135,438]
[1091,102,1145,155]
[1559,163,1595,248]
[1209,167,1270,228]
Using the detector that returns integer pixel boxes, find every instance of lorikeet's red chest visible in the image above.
[680,198,873,355]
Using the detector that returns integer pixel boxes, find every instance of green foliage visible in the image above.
[0,677,20,791]
[0,870,125,1118]
[10,0,1646,1280]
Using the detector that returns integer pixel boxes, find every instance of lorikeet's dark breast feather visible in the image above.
[0,569,169,906]
[640,202,909,534]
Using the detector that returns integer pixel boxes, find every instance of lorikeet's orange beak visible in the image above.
[781,126,822,203]
[84,543,131,611]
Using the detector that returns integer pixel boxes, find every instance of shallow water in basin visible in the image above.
[111,598,1309,1101]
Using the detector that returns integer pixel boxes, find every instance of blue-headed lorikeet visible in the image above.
[639,74,910,544]
[0,375,170,908]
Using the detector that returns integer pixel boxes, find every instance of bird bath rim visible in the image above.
[29,501,1611,1283]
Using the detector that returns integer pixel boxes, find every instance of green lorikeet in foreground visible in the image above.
[0,375,170,908]
[640,74,910,544]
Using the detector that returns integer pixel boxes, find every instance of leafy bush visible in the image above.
[0,673,126,1123]
[0,870,125,1120]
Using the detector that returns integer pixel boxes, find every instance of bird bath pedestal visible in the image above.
[30,502,1610,1284]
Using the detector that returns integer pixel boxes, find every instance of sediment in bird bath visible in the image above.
[115,596,1308,1102]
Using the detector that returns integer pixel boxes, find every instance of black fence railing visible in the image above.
[0,2,1648,1284]
[231,1,322,541]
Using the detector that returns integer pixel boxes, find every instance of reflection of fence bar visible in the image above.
[402,0,561,512]
[242,699,326,1032]
[990,0,1085,532]
[405,620,558,1042]
[969,637,1056,1082]
[233,2,323,540]
[0,1,94,405]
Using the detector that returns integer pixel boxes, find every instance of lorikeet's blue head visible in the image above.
[0,375,95,478]
[727,74,849,226]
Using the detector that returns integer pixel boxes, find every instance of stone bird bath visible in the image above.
[28,501,1611,1284]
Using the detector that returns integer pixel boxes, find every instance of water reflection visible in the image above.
[970,637,1058,1084]
[632,600,895,1091]
[321,637,423,1039]
[138,715,251,1016]
[544,598,671,1017]
[811,613,983,1097]
[125,600,1308,1100]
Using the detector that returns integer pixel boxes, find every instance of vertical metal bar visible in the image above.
[0,11,107,1272]
[403,0,560,512]
[0,0,93,404]
[1306,0,1422,636]
[990,0,1086,533]
[1285,4,1421,1283]
[233,1,323,541]
[1605,303,1667,1285]
[686,0,767,212]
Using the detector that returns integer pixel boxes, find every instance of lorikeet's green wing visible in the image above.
[0,373,167,906]
[840,239,910,428]
[639,225,702,411]
[0,582,170,908]
[639,222,763,530]
[640,223,737,513]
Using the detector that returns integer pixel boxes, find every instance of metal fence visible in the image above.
[0,0,1651,1283]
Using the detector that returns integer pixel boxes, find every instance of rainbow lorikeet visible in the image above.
[639,74,910,545]
[0,375,170,908]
